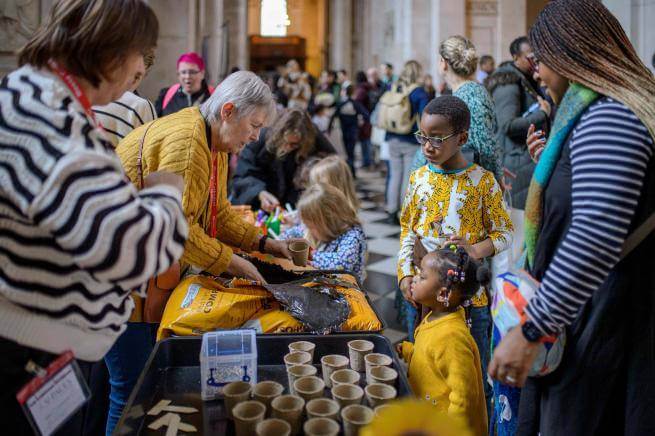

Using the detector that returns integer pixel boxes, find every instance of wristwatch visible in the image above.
[521,320,544,343]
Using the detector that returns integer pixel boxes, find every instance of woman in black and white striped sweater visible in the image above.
[0,1,188,432]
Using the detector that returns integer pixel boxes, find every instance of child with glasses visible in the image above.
[397,96,513,387]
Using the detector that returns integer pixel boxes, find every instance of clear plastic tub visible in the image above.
[200,329,258,400]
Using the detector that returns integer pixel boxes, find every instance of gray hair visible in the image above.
[200,71,276,124]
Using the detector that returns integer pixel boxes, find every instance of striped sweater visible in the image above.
[92,91,157,147]
[0,65,188,360]
[526,98,654,336]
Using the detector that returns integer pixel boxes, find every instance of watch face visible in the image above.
[522,322,543,342]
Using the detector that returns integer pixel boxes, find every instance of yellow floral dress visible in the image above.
[397,163,513,306]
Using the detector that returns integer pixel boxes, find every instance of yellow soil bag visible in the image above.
[157,275,271,340]
[158,274,383,339]
[243,301,306,333]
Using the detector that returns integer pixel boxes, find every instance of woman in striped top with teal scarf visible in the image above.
[489,1,655,435]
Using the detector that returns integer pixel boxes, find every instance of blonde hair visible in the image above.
[298,183,360,245]
[439,35,479,77]
[308,156,359,210]
[399,60,423,86]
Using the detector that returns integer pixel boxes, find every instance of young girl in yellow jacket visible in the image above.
[398,247,489,436]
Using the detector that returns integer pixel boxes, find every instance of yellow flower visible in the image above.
[360,399,472,436]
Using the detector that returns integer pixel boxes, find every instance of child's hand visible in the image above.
[395,343,403,356]
[447,235,477,259]
[399,276,417,307]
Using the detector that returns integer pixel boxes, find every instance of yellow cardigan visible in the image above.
[116,107,259,275]
[401,308,488,436]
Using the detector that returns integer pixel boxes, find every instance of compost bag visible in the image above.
[158,272,381,339]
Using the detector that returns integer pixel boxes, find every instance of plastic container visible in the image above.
[200,329,258,400]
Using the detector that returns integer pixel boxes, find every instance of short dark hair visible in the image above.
[479,55,494,66]
[355,71,367,84]
[19,0,158,87]
[328,70,338,80]
[510,36,529,57]
[338,69,347,75]
[384,62,393,70]
[423,96,470,132]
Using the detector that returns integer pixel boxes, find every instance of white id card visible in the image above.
[16,351,90,436]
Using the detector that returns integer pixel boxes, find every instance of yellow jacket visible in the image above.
[116,107,259,276]
[401,308,487,436]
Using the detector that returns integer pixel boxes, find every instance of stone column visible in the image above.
[496,0,526,63]
[205,0,225,84]
[236,0,249,70]
[188,0,199,51]
[328,0,353,73]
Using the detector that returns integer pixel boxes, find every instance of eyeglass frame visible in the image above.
[178,69,201,76]
[526,53,540,73]
[414,130,462,148]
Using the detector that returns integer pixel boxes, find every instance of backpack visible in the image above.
[376,83,420,134]
[162,83,216,110]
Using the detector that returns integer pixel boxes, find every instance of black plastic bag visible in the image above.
[263,280,351,334]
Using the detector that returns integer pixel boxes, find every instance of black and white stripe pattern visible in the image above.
[93,91,157,147]
[526,98,654,336]
[0,65,188,360]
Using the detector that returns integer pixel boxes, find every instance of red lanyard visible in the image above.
[209,148,218,238]
[47,59,99,126]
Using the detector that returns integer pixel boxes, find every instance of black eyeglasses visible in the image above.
[414,131,460,148]
[526,54,540,73]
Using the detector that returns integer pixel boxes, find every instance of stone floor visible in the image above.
[355,168,408,346]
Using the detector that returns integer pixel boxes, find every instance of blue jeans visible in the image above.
[469,306,492,421]
[403,300,419,342]
[490,324,521,436]
[104,323,157,435]
[359,139,372,167]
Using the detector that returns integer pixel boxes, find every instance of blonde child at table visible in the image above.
[280,183,367,282]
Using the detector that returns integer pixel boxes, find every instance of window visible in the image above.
[260,0,290,36]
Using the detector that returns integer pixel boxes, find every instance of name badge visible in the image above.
[16,351,90,436]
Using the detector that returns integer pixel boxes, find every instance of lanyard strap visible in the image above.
[47,59,98,125]
[209,148,218,238]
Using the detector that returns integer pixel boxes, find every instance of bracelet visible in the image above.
[258,235,268,253]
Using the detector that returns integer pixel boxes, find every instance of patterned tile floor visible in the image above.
[356,168,408,345]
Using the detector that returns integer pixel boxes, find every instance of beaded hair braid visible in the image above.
[442,244,469,308]
[435,244,482,328]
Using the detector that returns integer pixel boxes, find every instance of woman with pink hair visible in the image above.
[154,52,215,116]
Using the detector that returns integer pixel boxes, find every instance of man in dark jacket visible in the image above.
[486,37,551,209]
[154,52,214,117]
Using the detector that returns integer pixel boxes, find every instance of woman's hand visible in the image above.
[226,254,267,283]
[527,124,546,164]
[399,276,416,308]
[265,238,313,261]
[258,190,280,213]
[488,326,540,387]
